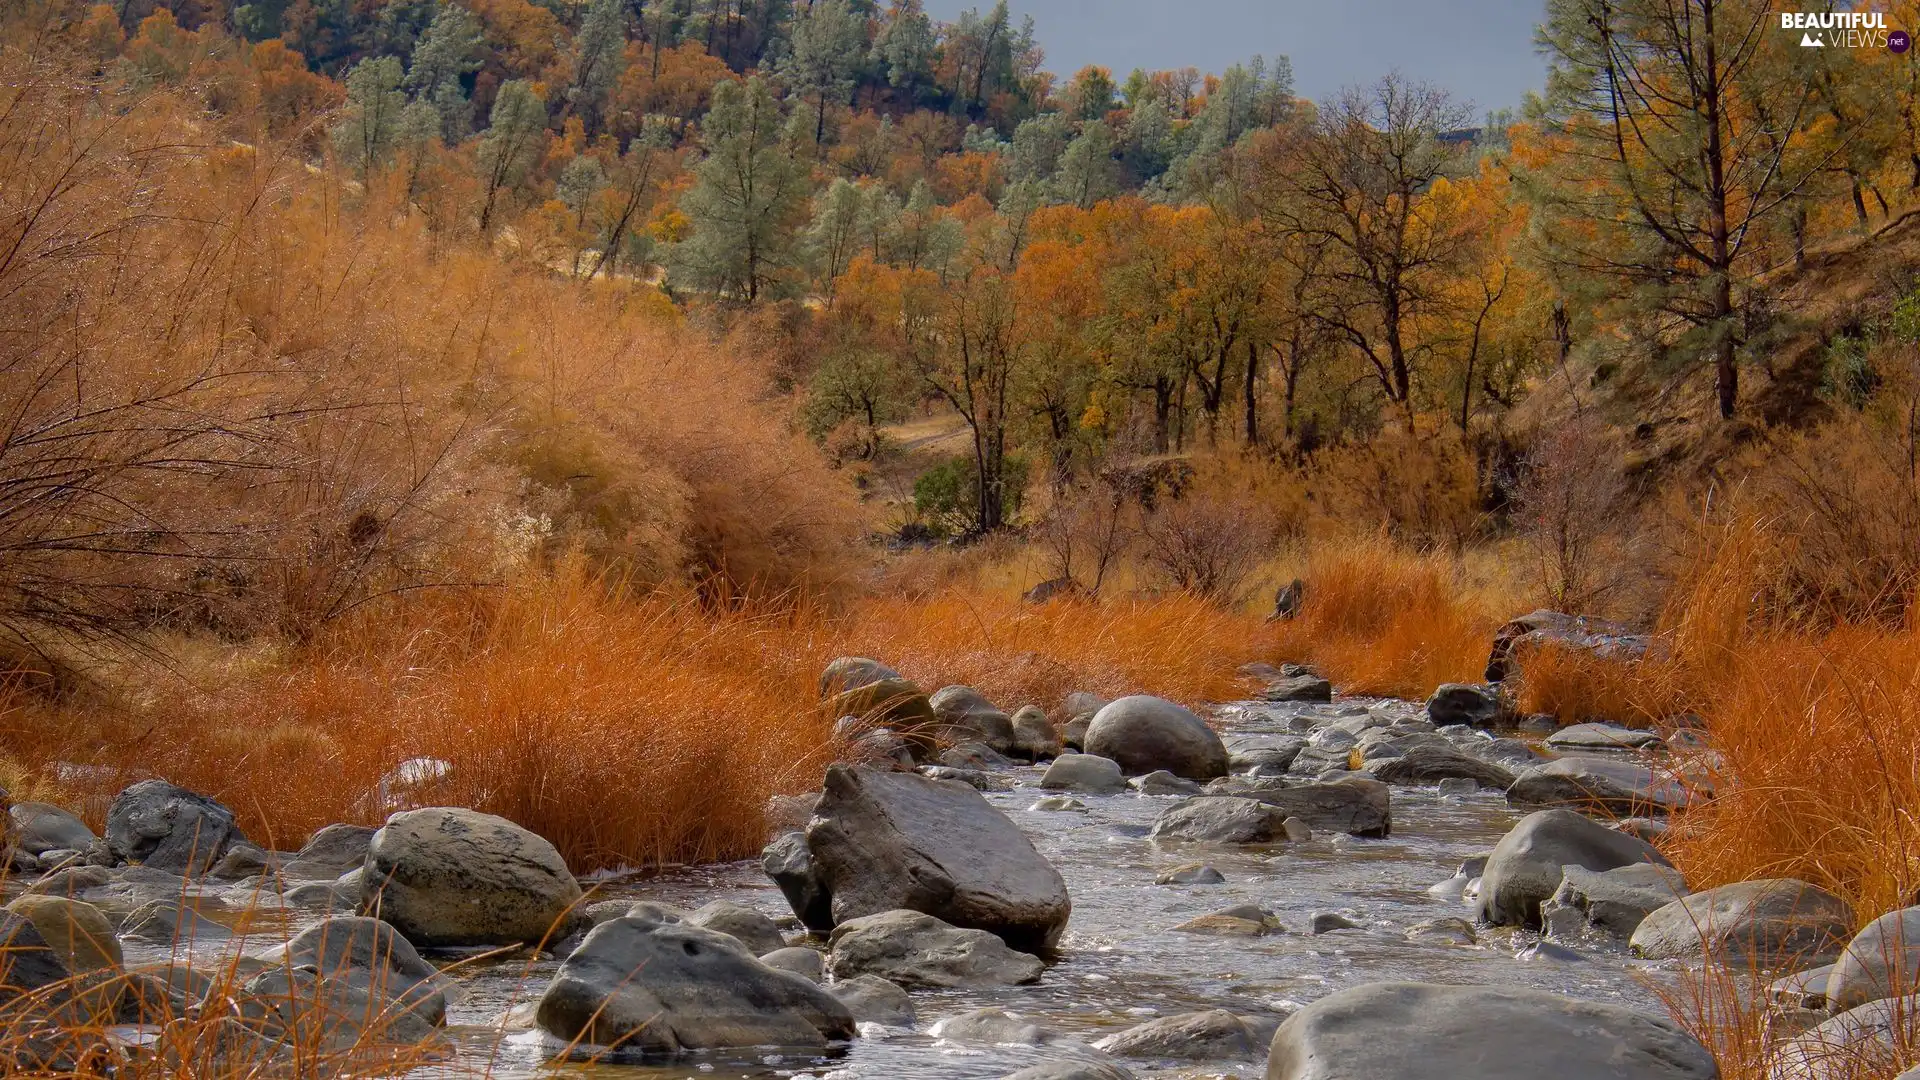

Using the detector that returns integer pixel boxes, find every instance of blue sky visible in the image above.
[923,0,1552,115]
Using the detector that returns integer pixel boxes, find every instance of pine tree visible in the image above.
[331,56,407,184]
[1055,120,1116,209]
[782,0,866,149]
[674,76,808,302]
[566,0,628,132]
[404,3,483,142]
[808,177,868,303]
[871,0,933,97]
[476,79,548,233]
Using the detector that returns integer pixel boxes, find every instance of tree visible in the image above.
[1529,0,1823,419]
[565,0,627,132]
[1054,120,1115,209]
[405,2,484,142]
[587,118,674,280]
[871,0,934,96]
[1065,65,1115,121]
[783,0,866,148]
[808,177,868,303]
[475,78,547,233]
[943,0,1013,117]
[331,56,407,183]
[1254,76,1474,426]
[674,76,808,302]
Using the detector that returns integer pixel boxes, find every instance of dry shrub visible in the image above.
[1309,424,1485,549]
[1266,533,1514,698]
[1514,416,1640,615]
[1509,644,1691,726]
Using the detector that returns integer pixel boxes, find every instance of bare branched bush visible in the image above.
[1312,424,1485,549]
[1513,416,1634,615]
[1138,489,1281,605]
[1035,471,1137,595]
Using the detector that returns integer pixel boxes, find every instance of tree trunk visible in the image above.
[1243,338,1259,447]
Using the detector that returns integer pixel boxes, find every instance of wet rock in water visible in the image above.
[1310,911,1361,934]
[687,900,786,956]
[1826,906,1920,1012]
[1246,778,1392,838]
[1425,684,1500,728]
[1768,994,1919,1080]
[1011,706,1063,761]
[262,916,450,1026]
[1260,675,1333,703]
[1541,863,1689,939]
[0,911,70,1001]
[1265,981,1717,1080]
[1631,879,1853,966]
[940,742,1015,771]
[918,765,1013,791]
[1172,904,1284,937]
[1229,740,1306,775]
[1286,746,1354,776]
[106,780,247,876]
[1041,754,1128,795]
[1096,1008,1263,1059]
[1027,796,1088,812]
[119,898,231,946]
[1002,1062,1135,1080]
[1546,722,1664,751]
[826,909,1044,988]
[1615,817,1670,844]
[280,824,377,881]
[535,914,854,1053]
[10,802,95,856]
[805,765,1071,952]
[1061,715,1092,751]
[3,896,120,973]
[207,843,277,881]
[285,876,360,913]
[762,831,834,935]
[1475,737,1548,770]
[1083,696,1229,780]
[1156,863,1225,885]
[931,1007,1058,1045]
[1769,964,1836,1011]
[1308,727,1359,752]
[759,946,825,983]
[1282,817,1314,842]
[827,973,915,1026]
[1368,745,1515,791]
[1436,777,1478,797]
[1405,917,1477,945]
[1507,756,1702,816]
[819,656,902,697]
[362,806,584,948]
[1131,770,1205,796]
[1477,809,1670,928]
[1150,797,1295,845]
[931,685,1017,754]
[1518,940,1586,963]
[238,966,440,1052]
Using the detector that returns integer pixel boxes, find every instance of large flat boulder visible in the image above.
[1368,744,1515,790]
[536,914,854,1052]
[1083,696,1228,780]
[826,909,1044,988]
[1265,981,1717,1080]
[1196,778,1392,837]
[10,802,95,856]
[1477,809,1670,928]
[805,766,1070,952]
[1425,684,1499,727]
[1546,723,1664,751]
[1541,863,1689,938]
[930,685,1017,754]
[1507,756,1701,816]
[1631,879,1852,967]
[361,807,583,948]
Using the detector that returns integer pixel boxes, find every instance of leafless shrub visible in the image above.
[1514,416,1633,614]
[1138,489,1281,606]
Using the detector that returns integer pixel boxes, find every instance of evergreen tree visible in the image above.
[871,0,934,97]
[674,76,808,301]
[566,0,628,132]
[782,0,867,148]
[404,2,484,143]
[331,56,407,184]
[809,177,869,302]
[1054,119,1116,208]
[476,79,548,233]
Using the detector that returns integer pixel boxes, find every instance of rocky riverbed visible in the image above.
[2,666,1911,1080]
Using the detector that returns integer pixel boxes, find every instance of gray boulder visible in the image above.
[536,915,854,1052]
[1546,722,1664,751]
[758,946,825,983]
[1425,684,1499,727]
[120,898,231,946]
[106,780,246,876]
[827,973,915,1026]
[1259,676,1332,703]
[806,766,1070,952]
[1769,995,1917,1080]
[0,911,70,1001]
[238,965,438,1052]
[1769,965,1836,1011]
[1041,754,1127,794]
[827,679,940,760]
[1156,863,1225,885]
[10,803,94,856]
[1477,809,1670,928]
[1131,770,1205,796]
[826,909,1044,988]
[1011,706,1062,761]
[362,807,583,948]
[1507,756,1701,816]
[263,916,449,1026]
[1229,740,1305,775]
[1083,696,1228,780]
[762,831,834,934]
[931,1007,1058,1044]
[1631,879,1853,966]
[2,895,120,973]
[1149,797,1294,845]
[687,900,786,956]
[1541,863,1689,938]
[1828,906,1920,1012]
[1003,1063,1134,1080]
[930,685,1017,754]
[1368,745,1515,790]
[281,824,376,880]
[1095,1008,1261,1059]
[819,656,902,697]
[1265,981,1717,1080]
[1236,778,1392,837]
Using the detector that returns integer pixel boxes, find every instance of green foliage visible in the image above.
[405,2,483,142]
[331,56,407,183]
[476,79,547,233]
[568,0,627,125]
[872,0,936,95]
[674,76,809,303]
[784,0,867,144]
[914,453,1030,534]
[1820,335,1876,411]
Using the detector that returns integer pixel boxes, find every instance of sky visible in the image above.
[923,0,1553,116]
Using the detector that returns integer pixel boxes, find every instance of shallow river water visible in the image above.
[106,696,1684,1079]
